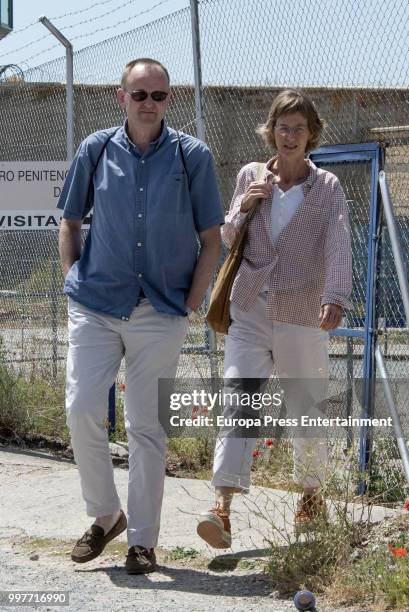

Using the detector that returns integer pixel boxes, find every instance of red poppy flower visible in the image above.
[252,450,261,458]
[265,439,273,446]
[403,500,409,511]
[118,383,126,392]
[388,544,407,557]
[396,548,407,557]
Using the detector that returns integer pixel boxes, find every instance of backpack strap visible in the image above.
[176,131,191,190]
[84,126,121,218]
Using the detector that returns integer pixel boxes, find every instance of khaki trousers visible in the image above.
[212,294,329,491]
[66,298,188,548]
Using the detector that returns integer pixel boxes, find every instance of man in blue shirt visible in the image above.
[58,57,223,574]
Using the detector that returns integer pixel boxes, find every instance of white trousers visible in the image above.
[66,298,188,548]
[212,294,329,491]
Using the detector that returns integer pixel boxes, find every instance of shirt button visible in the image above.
[121,316,128,321]
[139,187,144,192]
[137,242,142,247]
[141,160,145,164]
[138,273,143,278]
[138,213,142,218]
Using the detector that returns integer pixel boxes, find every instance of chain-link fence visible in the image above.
[0,0,408,502]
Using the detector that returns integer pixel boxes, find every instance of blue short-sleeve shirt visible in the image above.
[57,120,224,320]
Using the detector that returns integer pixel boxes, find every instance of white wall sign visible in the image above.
[0,161,70,230]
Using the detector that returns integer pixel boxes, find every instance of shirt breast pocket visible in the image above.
[162,172,189,215]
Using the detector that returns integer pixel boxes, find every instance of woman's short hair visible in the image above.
[256,89,324,153]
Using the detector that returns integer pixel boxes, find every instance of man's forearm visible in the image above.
[186,233,221,311]
[59,219,83,278]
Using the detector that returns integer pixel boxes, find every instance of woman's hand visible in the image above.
[319,304,343,330]
[240,177,273,212]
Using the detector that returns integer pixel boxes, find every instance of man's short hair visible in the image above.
[121,58,170,89]
[256,89,324,153]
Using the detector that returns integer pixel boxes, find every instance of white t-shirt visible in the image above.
[270,183,304,245]
[261,183,304,293]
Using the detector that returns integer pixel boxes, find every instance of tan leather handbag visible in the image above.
[206,163,265,334]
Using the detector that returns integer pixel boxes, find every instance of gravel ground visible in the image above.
[0,538,296,612]
[0,538,366,612]
[0,448,389,611]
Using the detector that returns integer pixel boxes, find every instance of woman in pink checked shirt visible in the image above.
[197,89,352,549]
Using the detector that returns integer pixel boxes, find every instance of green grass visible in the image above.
[0,337,67,444]
[164,546,199,561]
[167,436,213,472]
[349,551,409,608]
[369,438,409,503]
[19,537,209,567]
[18,376,67,440]
[328,518,409,610]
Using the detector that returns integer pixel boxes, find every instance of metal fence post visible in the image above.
[375,345,409,488]
[39,16,74,161]
[358,145,383,495]
[51,257,58,380]
[379,171,409,323]
[39,17,74,385]
[189,0,219,383]
[346,333,354,450]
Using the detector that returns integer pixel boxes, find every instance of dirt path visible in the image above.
[0,447,386,611]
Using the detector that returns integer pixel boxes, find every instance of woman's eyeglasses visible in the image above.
[274,125,309,136]
[125,89,169,102]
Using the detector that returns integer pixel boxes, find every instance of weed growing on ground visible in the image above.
[267,514,368,595]
[0,339,67,443]
[328,514,409,609]
[165,547,199,561]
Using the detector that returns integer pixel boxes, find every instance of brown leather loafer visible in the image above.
[71,510,127,563]
[125,546,157,574]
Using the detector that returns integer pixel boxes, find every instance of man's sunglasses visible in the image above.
[125,89,169,102]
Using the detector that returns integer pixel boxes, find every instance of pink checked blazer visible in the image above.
[223,158,353,328]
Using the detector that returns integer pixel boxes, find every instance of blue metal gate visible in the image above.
[310,142,384,494]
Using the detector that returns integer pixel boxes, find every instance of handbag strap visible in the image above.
[246,162,266,223]
[229,162,266,253]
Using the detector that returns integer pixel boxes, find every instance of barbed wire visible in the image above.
[1,0,140,55]
[0,0,174,66]
[51,0,118,21]
[1,19,39,37]
[54,0,140,32]
[0,0,117,38]
[0,33,51,58]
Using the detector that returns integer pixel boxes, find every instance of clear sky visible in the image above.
[1,0,408,87]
